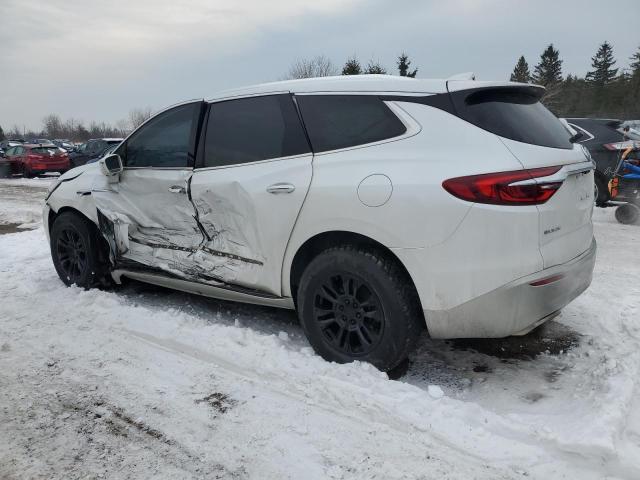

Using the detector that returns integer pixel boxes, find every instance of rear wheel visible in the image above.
[297,245,424,372]
[615,203,640,225]
[50,211,109,288]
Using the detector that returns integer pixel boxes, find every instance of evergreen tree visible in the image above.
[342,56,362,75]
[630,45,640,74]
[533,44,563,87]
[365,60,387,74]
[586,41,618,86]
[0,125,5,141]
[397,53,417,77]
[509,56,531,83]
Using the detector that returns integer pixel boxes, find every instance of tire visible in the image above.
[23,165,34,178]
[50,211,109,288]
[615,203,640,225]
[297,245,424,372]
[594,175,609,207]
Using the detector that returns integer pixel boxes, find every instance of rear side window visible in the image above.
[452,88,572,149]
[203,94,309,168]
[296,95,407,153]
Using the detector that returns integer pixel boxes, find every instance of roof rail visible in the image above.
[447,72,476,81]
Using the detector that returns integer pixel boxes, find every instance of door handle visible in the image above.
[168,185,186,194]
[267,183,295,194]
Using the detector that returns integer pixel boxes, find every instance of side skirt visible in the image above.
[111,269,295,310]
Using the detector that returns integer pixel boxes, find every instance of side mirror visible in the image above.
[100,154,123,176]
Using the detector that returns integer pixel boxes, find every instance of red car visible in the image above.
[1,144,70,177]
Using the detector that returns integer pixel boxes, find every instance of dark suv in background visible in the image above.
[565,118,640,205]
[69,138,123,167]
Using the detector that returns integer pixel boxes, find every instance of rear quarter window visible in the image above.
[296,95,407,153]
[452,88,572,149]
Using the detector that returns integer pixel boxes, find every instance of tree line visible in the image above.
[285,44,640,120]
[284,53,417,79]
[509,42,640,119]
[2,43,639,143]
[0,107,153,143]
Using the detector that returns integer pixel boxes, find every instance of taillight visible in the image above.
[442,166,563,206]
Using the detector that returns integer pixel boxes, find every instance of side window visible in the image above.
[5,147,15,156]
[125,102,199,168]
[296,95,407,153]
[203,94,309,168]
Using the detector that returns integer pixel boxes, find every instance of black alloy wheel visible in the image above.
[313,272,384,356]
[55,226,88,284]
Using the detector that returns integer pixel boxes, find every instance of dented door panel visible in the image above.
[93,168,213,281]
[190,155,313,296]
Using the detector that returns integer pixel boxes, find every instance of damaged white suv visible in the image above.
[44,75,596,372]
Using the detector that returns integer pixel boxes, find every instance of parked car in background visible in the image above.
[564,118,640,205]
[52,139,76,152]
[44,76,596,372]
[69,138,123,168]
[0,139,25,159]
[86,143,119,164]
[1,139,25,150]
[3,143,70,177]
[28,138,53,145]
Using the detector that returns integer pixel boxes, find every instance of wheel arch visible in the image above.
[48,205,94,233]
[48,206,111,262]
[286,230,419,307]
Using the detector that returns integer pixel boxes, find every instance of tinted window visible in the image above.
[452,88,572,149]
[126,103,199,168]
[296,95,407,153]
[203,95,309,168]
[31,147,59,155]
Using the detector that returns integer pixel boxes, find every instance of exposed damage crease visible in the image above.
[187,175,212,243]
[128,237,264,265]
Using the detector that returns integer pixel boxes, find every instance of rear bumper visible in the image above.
[425,237,597,339]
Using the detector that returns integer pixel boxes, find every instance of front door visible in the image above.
[93,101,205,277]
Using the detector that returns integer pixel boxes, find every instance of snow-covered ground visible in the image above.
[1,178,639,479]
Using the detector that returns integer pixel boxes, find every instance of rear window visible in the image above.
[31,147,59,155]
[296,95,407,153]
[452,88,572,149]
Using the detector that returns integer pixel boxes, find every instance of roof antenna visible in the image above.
[447,72,476,81]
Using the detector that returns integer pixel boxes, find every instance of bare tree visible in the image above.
[42,114,64,138]
[128,107,153,130]
[284,55,337,79]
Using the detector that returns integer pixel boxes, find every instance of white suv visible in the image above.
[44,75,596,372]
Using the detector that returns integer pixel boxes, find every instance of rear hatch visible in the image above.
[447,82,594,268]
[30,146,67,163]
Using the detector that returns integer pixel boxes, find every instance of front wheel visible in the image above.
[297,245,424,372]
[50,212,108,288]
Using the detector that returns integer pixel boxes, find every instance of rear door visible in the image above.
[448,85,594,268]
[189,94,312,295]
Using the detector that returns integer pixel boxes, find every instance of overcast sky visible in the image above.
[1,0,639,132]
